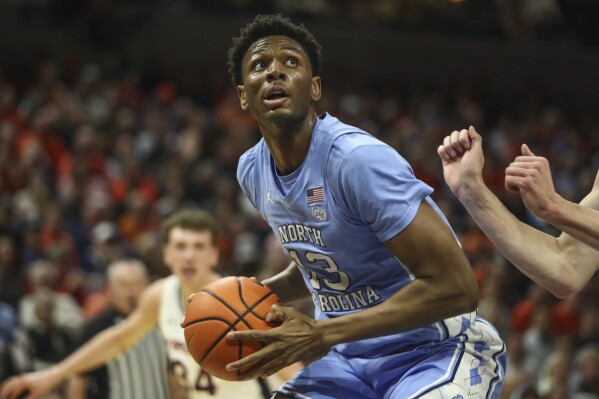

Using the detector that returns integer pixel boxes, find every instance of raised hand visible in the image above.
[505,144,560,220]
[437,126,485,196]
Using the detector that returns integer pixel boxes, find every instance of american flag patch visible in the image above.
[307,187,324,203]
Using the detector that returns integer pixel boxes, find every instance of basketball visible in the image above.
[181,276,280,381]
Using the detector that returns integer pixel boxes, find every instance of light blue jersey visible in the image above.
[238,113,475,355]
[237,113,505,398]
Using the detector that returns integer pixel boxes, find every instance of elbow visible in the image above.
[452,273,479,314]
[462,279,480,313]
[550,279,584,299]
[547,259,587,299]
[439,275,479,316]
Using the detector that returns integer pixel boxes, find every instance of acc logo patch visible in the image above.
[312,205,327,222]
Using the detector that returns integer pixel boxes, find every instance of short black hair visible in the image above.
[227,14,322,86]
[161,208,218,245]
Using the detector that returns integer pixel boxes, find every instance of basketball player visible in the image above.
[1,209,297,399]
[67,259,170,399]
[225,14,506,399]
[438,126,599,298]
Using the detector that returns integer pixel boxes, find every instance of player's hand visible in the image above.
[225,304,326,381]
[505,144,561,220]
[1,368,62,399]
[437,126,485,196]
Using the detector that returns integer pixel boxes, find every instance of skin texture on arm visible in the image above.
[225,200,479,380]
[438,127,599,298]
[66,376,88,399]
[505,147,599,251]
[0,280,163,399]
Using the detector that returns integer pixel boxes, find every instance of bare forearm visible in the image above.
[66,377,88,399]
[262,262,310,304]
[456,181,570,296]
[318,276,474,347]
[52,325,135,380]
[545,196,599,251]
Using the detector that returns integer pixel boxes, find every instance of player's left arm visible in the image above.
[326,199,478,334]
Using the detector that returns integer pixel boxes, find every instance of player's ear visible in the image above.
[311,76,321,102]
[237,85,249,111]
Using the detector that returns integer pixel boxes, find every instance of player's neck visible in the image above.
[262,111,317,176]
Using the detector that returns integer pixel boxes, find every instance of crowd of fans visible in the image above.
[0,55,598,399]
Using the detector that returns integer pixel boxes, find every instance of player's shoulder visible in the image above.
[139,278,167,309]
[238,139,266,168]
[237,139,266,187]
[320,114,389,157]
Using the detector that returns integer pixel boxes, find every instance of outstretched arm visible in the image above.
[505,146,599,251]
[438,127,599,298]
[1,281,162,399]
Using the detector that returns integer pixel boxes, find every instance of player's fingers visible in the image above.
[521,143,535,156]
[1,378,21,399]
[468,126,483,149]
[437,144,450,162]
[226,349,270,372]
[504,176,522,193]
[448,130,465,153]
[505,165,532,178]
[227,329,274,342]
[458,128,471,150]
[443,134,457,157]
[186,293,197,303]
[266,304,285,322]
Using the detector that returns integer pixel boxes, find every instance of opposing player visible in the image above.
[438,126,599,298]
[226,14,506,398]
[1,208,297,399]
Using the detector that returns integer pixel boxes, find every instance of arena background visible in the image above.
[1,1,599,398]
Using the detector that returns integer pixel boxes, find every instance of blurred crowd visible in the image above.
[0,55,598,399]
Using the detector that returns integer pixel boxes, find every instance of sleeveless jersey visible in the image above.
[159,275,274,398]
[237,112,478,357]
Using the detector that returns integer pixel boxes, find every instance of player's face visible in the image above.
[237,35,321,125]
[163,227,219,288]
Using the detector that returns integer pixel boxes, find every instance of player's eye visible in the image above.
[253,61,267,71]
[285,57,298,67]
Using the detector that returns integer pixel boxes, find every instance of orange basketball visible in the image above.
[181,276,280,381]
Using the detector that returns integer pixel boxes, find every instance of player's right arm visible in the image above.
[262,261,311,304]
[1,280,163,399]
[506,154,599,251]
[438,127,599,298]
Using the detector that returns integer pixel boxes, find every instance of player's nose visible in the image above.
[266,61,286,82]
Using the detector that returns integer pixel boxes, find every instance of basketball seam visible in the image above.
[186,282,277,367]
[239,278,276,321]
[197,291,274,364]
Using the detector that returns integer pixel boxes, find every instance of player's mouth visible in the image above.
[263,86,289,107]
[181,267,197,280]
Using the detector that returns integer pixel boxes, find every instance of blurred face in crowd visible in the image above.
[237,35,321,127]
[108,261,150,316]
[163,227,219,290]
